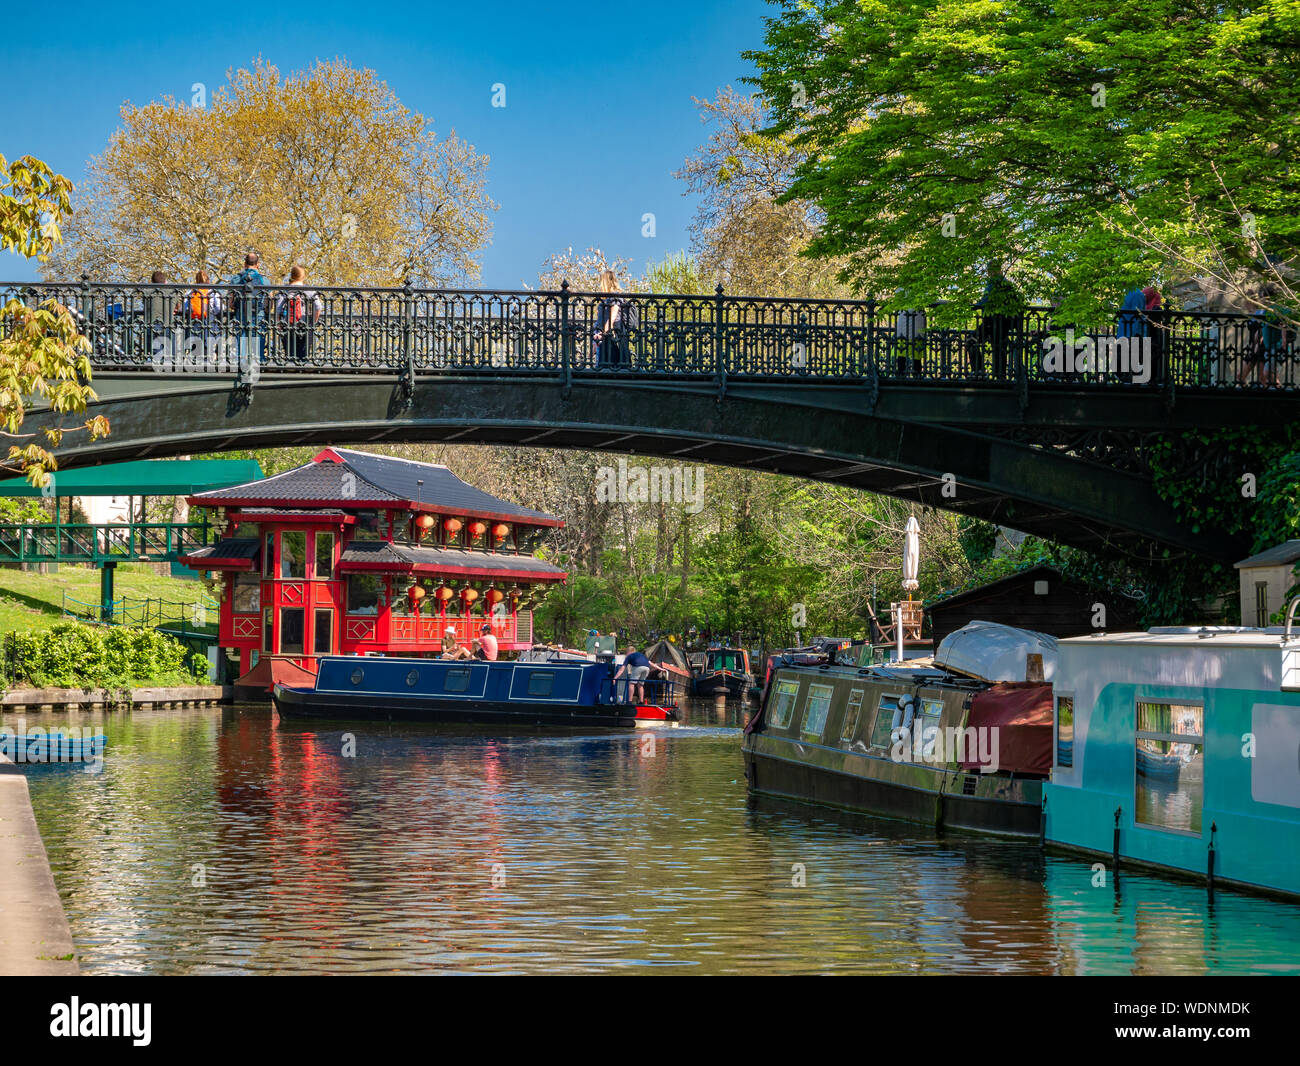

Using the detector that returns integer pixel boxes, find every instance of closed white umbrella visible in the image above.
[902,516,920,593]
[895,516,921,662]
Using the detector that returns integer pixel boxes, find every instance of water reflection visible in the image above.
[21,698,1300,975]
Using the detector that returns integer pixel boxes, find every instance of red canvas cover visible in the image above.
[961,682,1053,775]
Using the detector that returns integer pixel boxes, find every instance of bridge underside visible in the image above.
[28,374,1244,563]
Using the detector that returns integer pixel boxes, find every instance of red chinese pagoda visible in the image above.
[182,447,566,690]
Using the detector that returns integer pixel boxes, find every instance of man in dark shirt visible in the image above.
[615,645,653,703]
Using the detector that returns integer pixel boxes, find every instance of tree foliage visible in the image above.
[47,59,495,286]
[746,1,1300,318]
[1,153,108,482]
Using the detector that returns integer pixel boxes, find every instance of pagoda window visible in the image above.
[314,609,334,654]
[231,574,260,614]
[314,532,335,580]
[280,531,307,579]
[353,511,387,541]
[280,607,305,654]
[262,532,274,577]
[262,607,273,652]
[347,573,384,615]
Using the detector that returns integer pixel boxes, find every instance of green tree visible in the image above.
[1,153,108,482]
[747,1,1300,319]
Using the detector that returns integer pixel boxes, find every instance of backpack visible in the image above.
[619,298,639,333]
[187,289,209,319]
[227,268,266,322]
[281,293,305,324]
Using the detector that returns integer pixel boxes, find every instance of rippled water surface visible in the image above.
[22,700,1300,974]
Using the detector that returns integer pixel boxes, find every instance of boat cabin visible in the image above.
[1045,627,1300,898]
[181,448,566,690]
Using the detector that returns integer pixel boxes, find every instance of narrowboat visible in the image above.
[692,646,755,699]
[741,624,1056,837]
[273,654,679,728]
[1044,625,1300,899]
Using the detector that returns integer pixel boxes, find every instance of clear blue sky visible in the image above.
[0,0,769,287]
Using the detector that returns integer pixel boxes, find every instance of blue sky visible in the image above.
[0,0,770,287]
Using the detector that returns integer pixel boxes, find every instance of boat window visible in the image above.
[839,688,866,742]
[231,573,260,614]
[869,693,904,750]
[710,650,743,672]
[527,671,555,697]
[347,573,384,615]
[801,684,835,739]
[353,511,387,541]
[280,607,304,654]
[280,531,307,580]
[314,609,334,654]
[917,699,945,762]
[1056,695,1074,768]
[445,668,471,693]
[314,532,335,580]
[768,680,800,728]
[1135,701,1204,834]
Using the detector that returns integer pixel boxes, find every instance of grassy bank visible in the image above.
[0,563,206,634]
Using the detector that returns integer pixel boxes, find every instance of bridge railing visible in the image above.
[3,280,1294,389]
[0,520,215,565]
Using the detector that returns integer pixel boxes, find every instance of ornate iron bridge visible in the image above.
[6,279,1293,562]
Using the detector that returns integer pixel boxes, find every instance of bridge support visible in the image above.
[100,561,116,623]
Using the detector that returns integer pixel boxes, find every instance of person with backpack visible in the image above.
[183,269,222,325]
[227,251,268,373]
[593,269,636,368]
[275,264,324,365]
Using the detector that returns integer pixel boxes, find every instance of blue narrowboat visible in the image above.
[273,654,679,728]
[1045,627,1300,899]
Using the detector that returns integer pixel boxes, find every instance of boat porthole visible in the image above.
[406,669,419,687]
[350,668,364,686]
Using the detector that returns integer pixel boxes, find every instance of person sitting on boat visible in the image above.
[473,624,498,661]
[441,626,473,660]
[615,645,656,703]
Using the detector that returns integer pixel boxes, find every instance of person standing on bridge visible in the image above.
[593,269,635,369]
[228,252,268,373]
[972,261,1025,380]
[276,264,324,366]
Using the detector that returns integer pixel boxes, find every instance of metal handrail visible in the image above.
[3,279,1295,391]
[1284,595,1300,642]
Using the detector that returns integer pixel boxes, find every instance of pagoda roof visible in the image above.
[338,541,566,582]
[189,447,562,526]
[183,537,260,570]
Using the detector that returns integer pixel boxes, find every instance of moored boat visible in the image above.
[273,654,679,728]
[692,646,754,698]
[742,623,1054,838]
[1044,624,1300,899]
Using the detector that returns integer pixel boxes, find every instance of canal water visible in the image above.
[22,699,1300,975]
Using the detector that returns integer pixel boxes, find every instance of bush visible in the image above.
[0,622,208,690]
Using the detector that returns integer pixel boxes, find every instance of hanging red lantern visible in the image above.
[460,585,479,607]
[468,520,487,541]
[443,517,463,535]
[434,584,455,602]
[486,587,504,607]
[414,514,435,538]
[407,583,426,612]
[492,523,510,542]
[508,585,522,612]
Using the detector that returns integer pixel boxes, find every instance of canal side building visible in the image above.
[181,448,566,689]
[926,565,1141,646]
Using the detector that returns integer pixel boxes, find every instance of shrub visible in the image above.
[0,622,208,690]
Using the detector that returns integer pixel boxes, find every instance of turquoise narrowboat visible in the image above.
[1045,627,1300,899]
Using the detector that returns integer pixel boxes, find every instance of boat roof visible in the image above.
[1061,627,1291,649]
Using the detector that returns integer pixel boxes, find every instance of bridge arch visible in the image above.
[28,374,1241,562]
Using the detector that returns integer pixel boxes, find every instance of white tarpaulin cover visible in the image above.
[902,516,920,592]
[933,621,1059,682]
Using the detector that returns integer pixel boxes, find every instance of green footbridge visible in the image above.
[0,459,262,620]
